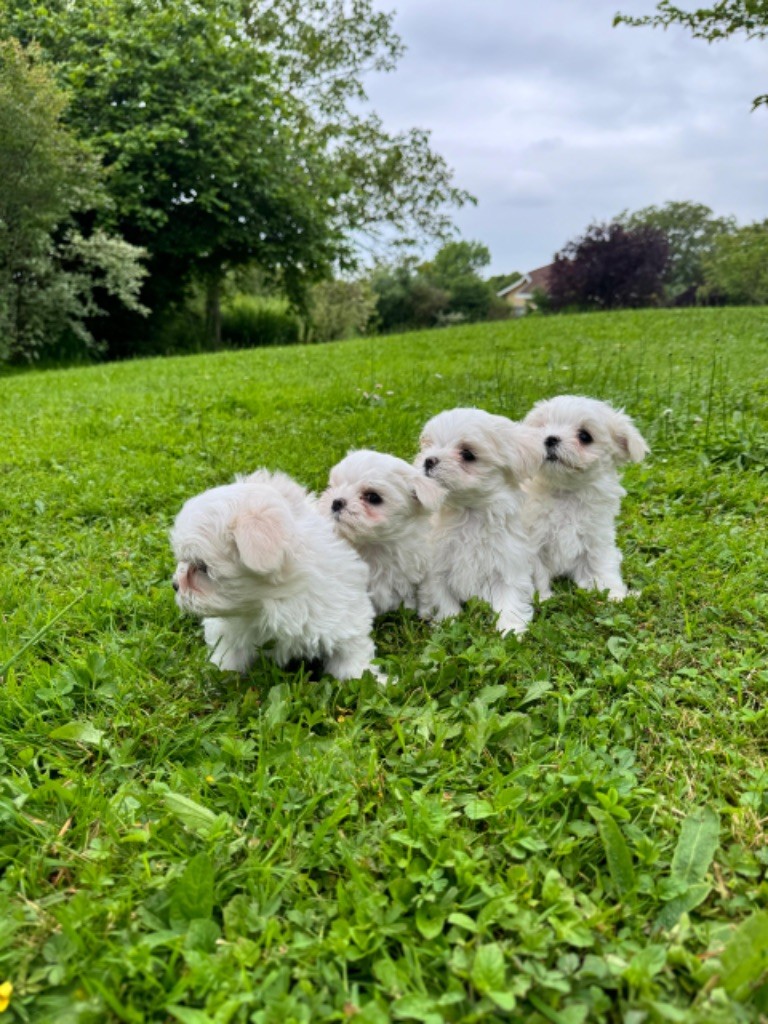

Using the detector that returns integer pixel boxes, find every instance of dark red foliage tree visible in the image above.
[548,222,670,311]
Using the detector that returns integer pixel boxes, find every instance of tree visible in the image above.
[701,220,768,303]
[0,39,146,362]
[305,278,378,343]
[3,0,471,351]
[615,1,768,109]
[487,271,522,294]
[618,201,735,299]
[369,263,449,333]
[421,240,501,322]
[548,222,669,311]
[368,240,509,332]
[2,0,344,351]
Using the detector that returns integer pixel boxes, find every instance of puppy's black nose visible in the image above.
[172,580,179,592]
[331,498,346,513]
[424,457,438,474]
[545,435,560,449]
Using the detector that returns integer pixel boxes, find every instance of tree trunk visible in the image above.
[205,273,222,348]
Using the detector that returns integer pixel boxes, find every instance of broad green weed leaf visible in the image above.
[463,798,495,820]
[606,636,630,661]
[171,852,215,923]
[185,918,220,952]
[488,990,517,1011]
[593,810,635,895]
[656,882,711,931]
[720,910,768,1000]
[415,904,446,940]
[623,944,667,985]
[471,943,506,995]
[447,912,479,933]
[670,806,720,885]
[163,792,219,837]
[475,684,508,706]
[49,721,105,745]
[519,679,553,705]
[391,994,439,1021]
[656,807,719,929]
[168,1007,216,1024]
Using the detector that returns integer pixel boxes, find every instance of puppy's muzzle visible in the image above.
[172,579,180,592]
[331,498,346,514]
[424,457,438,476]
[545,435,560,462]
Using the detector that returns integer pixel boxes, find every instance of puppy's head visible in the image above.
[415,408,543,505]
[523,395,649,485]
[319,449,442,544]
[170,476,297,617]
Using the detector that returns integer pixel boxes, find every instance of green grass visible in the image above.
[1,307,767,1024]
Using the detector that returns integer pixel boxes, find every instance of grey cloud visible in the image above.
[364,0,767,273]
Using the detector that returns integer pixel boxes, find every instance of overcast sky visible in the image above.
[364,0,767,275]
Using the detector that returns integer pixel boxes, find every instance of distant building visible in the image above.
[497,264,553,316]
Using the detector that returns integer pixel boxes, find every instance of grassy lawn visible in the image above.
[1,307,767,1023]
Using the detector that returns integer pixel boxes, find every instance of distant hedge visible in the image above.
[220,295,302,348]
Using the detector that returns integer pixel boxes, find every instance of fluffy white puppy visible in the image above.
[170,469,380,680]
[522,395,649,600]
[414,408,543,636]
[318,449,443,614]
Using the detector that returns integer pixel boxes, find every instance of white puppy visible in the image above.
[170,469,380,680]
[522,395,649,601]
[414,408,543,636]
[319,449,443,614]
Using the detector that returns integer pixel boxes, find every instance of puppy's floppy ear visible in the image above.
[230,497,293,574]
[609,411,649,464]
[494,421,544,483]
[410,473,443,512]
[521,400,548,429]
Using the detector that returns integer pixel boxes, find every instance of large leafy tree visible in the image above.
[243,1,471,248]
[548,222,669,311]
[2,0,470,350]
[370,240,503,332]
[617,201,735,299]
[422,240,498,322]
[701,220,768,303]
[0,38,146,361]
[2,0,344,349]
[615,1,768,109]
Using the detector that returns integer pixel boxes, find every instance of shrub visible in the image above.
[0,40,147,363]
[549,222,669,312]
[220,295,301,348]
[306,279,377,343]
[700,221,768,305]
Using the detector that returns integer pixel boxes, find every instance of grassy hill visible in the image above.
[1,308,767,1022]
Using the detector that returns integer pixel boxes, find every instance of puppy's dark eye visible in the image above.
[577,429,593,445]
[363,491,383,505]
[194,562,209,575]
[460,448,476,462]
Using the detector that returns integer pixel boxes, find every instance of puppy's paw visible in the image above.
[209,647,255,674]
[370,666,397,687]
[497,619,528,639]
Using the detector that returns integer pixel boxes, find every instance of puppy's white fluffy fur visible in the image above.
[414,408,543,636]
[170,469,379,680]
[522,395,649,600]
[319,449,443,614]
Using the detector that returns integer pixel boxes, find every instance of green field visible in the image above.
[1,308,767,1023]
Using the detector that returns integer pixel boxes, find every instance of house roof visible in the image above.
[497,263,553,298]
